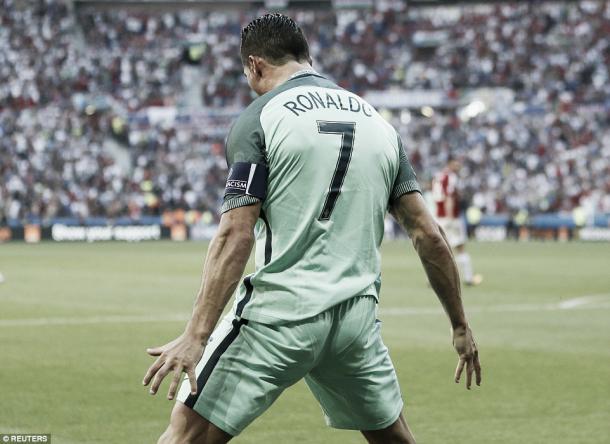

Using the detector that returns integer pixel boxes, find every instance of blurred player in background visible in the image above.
[432,158,483,286]
[143,13,481,444]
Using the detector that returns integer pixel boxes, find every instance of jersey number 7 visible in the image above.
[317,121,356,221]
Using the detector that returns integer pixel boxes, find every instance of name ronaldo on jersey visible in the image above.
[282,90,373,117]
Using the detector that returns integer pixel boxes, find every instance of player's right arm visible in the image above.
[390,191,482,389]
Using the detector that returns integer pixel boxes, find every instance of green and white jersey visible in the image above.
[223,71,420,324]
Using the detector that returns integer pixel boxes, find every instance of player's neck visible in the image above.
[261,61,314,94]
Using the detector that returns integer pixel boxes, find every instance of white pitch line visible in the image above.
[1,295,609,327]
[381,294,610,316]
[379,303,610,316]
[0,313,189,327]
[557,294,610,309]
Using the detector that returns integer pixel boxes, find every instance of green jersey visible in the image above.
[222,71,420,324]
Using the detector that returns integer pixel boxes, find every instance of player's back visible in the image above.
[224,72,419,324]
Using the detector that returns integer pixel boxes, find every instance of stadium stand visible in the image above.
[1,0,609,227]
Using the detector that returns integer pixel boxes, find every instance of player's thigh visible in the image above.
[305,296,403,431]
[361,413,416,444]
[175,314,317,436]
[159,402,232,444]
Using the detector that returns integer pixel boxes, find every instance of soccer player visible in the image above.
[143,14,481,444]
[432,158,483,286]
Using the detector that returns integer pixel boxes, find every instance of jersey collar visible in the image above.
[289,69,324,81]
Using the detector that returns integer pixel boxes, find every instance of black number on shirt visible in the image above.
[317,121,356,220]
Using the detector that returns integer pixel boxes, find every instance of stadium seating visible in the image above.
[1,1,608,224]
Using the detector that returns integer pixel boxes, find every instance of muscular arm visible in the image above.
[185,202,261,342]
[391,192,466,329]
[143,202,261,399]
[390,192,481,388]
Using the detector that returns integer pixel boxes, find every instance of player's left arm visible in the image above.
[390,192,482,389]
[389,132,481,389]
[142,202,260,400]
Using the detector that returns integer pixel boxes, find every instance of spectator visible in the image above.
[1,0,608,223]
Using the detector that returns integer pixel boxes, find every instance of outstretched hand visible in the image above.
[143,334,205,400]
[452,325,482,389]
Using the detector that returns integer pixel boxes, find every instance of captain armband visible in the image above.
[224,162,268,201]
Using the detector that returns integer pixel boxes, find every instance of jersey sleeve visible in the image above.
[390,133,421,202]
[220,108,269,214]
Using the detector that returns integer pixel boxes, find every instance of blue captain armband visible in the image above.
[224,162,268,201]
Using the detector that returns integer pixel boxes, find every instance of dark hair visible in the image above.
[240,13,310,66]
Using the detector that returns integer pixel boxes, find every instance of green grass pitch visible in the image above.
[1,240,609,443]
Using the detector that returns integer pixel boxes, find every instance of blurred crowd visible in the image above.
[397,106,610,215]
[1,0,609,223]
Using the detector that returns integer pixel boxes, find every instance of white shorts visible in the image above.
[437,217,467,248]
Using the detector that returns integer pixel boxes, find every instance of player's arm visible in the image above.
[143,202,260,400]
[390,192,481,389]
[445,194,455,220]
[441,174,455,218]
[143,109,268,400]
[390,192,465,328]
[184,203,259,340]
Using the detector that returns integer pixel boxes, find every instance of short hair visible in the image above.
[240,13,310,66]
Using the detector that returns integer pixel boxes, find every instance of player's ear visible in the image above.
[248,55,264,78]
[246,56,256,78]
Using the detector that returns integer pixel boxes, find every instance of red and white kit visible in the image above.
[432,168,467,248]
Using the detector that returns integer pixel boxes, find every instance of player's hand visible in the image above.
[142,333,204,400]
[452,325,481,389]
